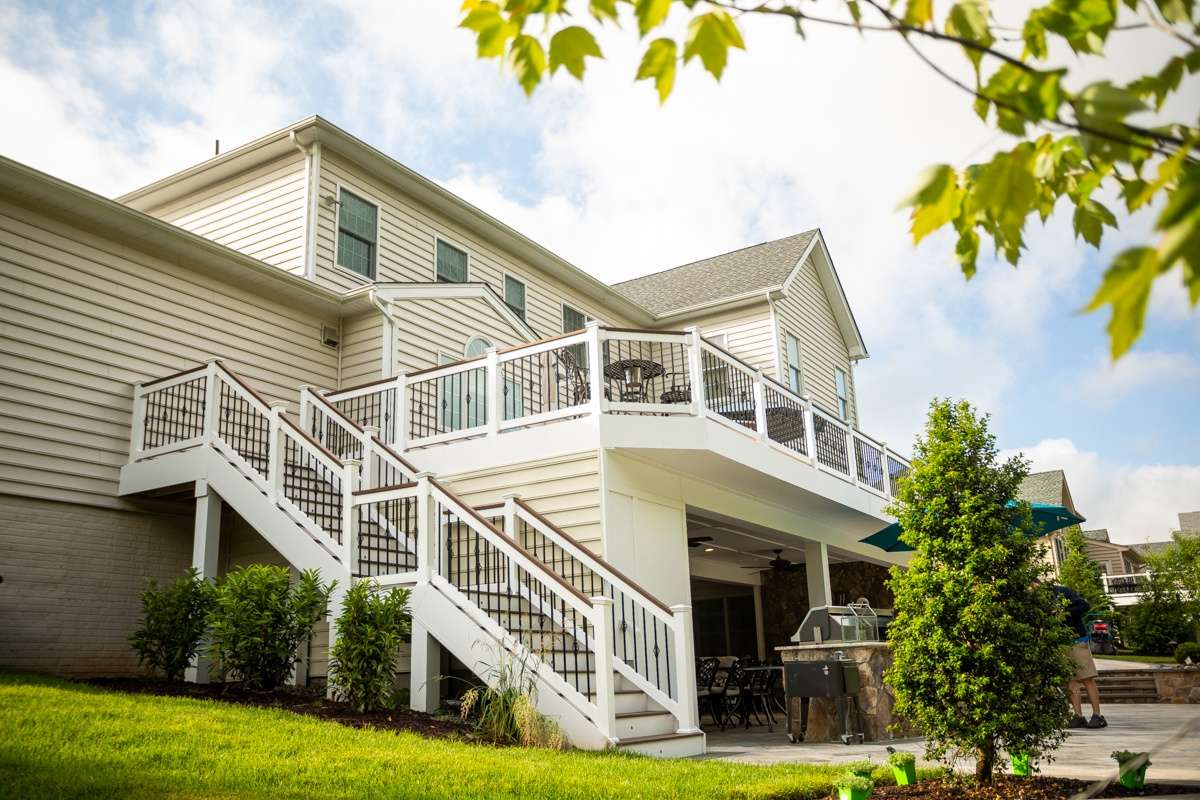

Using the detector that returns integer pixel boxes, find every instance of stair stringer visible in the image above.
[119,446,347,581]
[409,578,614,751]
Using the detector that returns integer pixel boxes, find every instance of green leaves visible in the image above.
[1086,247,1163,358]
[944,0,994,73]
[549,26,603,79]
[903,0,935,26]
[636,38,677,102]
[635,0,671,35]
[1072,198,1117,247]
[976,64,1066,135]
[682,10,745,80]
[901,164,962,244]
[461,1,518,58]
[509,34,548,96]
[1071,81,1148,162]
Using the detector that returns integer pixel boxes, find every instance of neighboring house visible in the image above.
[1019,470,1084,573]
[0,116,910,757]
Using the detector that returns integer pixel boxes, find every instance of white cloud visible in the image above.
[1078,349,1200,401]
[1007,439,1200,544]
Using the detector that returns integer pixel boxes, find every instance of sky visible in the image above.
[2,0,1197,544]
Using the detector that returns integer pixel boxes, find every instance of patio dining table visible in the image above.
[603,357,665,402]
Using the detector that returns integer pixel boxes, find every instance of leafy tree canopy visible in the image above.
[459,0,1200,358]
[1143,530,1200,636]
[1056,525,1111,612]
[883,399,1073,783]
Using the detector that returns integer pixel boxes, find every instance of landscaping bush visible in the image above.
[460,648,567,749]
[328,581,412,712]
[1123,579,1190,655]
[129,567,214,682]
[1174,642,1200,664]
[208,565,335,690]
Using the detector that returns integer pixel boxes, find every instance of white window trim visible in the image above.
[434,234,471,283]
[332,181,382,283]
[834,367,850,422]
[560,301,591,333]
[464,336,492,357]
[784,330,805,395]
[502,272,527,321]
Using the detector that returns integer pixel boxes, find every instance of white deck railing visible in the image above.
[323,325,912,500]
[1103,572,1151,596]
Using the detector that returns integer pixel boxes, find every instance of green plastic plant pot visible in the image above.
[892,763,917,785]
[1011,754,1032,776]
[838,787,871,800]
[1118,764,1148,790]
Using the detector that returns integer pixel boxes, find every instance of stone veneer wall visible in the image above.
[1155,667,1200,703]
[762,561,894,654]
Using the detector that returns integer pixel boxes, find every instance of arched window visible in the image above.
[464,337,492,357]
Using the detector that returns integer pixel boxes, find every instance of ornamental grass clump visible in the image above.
[129,567,215,682]
[208,565,335,691]
[884,399,1075,783]
[459,647,567,749]
[328,581,411,712]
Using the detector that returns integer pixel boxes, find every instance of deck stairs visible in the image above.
[119,360,703,757]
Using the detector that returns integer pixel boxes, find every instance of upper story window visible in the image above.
[835,368,850,421]
[785,332,804,394]
[436,239,469,282]
[504,275,526,320]
[562,304,587,333]
[337,189,377,279]
[1053,536,1066,566]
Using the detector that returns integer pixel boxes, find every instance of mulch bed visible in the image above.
[868,776,1198,799]
[85,677,479,741]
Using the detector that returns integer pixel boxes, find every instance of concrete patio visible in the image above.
[699,703,1200,784]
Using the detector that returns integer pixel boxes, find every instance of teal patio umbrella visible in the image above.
[861,501,1084,553]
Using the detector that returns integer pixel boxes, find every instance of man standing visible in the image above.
[1053,584,1107,729]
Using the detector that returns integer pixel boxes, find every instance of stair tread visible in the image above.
[617,731,703,745]
[616,710,672,719]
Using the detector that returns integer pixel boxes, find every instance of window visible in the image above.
[835,368,850,420]
[436,239,468,282]
[1053,536,1066,566]
[504,275,526,320]
[562,304,588,365]
[336,189,377,278]
[785,333,804,394]
[440,339,491,432]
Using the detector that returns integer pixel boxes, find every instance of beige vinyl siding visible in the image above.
[772,256,856,420]
[1084,540,1136,575]
[391,295,529,375]
[441,451,603,554]
[314,154,630,333]
[143,154,307,275]
[0,200,339,510]
[339,311,385,387]
[682,303,777,378]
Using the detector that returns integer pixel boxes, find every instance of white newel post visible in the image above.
[802,394,818,463]
[486,347,500,439]
[267,401,288,503]
[342,459,361,573]
[880,441,891,496]
[752,371,768,441]
[670,604,701,733]
[415,473,436,583]
[129,382,146,460]
[685,326,706,417]
[394,373,409,450]
[585,321,604,415]
[202,359,221,445]
[502,492,520,588]
[845,428,857,483]
[590,596,618,742]
[297,385,315,434]
[362,426,380,489]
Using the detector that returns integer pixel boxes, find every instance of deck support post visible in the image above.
[186,480,221,684]
[669,603,701,734]
[410,620,443,713]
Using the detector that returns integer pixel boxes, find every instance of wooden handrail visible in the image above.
[601,326,688,336]
[140,363,208,389]
[307,388,365,433]
[428,477,594,609]
[324,374,401,398]
[215,363,274,410]
[353,481,417,497]
[514,498,675,617]
[496,329,584,356]
[370,436,420,476]
[407,354,486,378]
[280,414,344,467]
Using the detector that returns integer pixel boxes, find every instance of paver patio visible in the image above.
[699,704,1200,784]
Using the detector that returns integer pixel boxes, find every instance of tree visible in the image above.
[458,0,1200,358]
[328,581,412,712]
[883,399,1073,783]
[1122,570,1191,652]
[1057,526,1110,613]
[1142,531,1200,639]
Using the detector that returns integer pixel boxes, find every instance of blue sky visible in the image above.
[2,0,1197,542]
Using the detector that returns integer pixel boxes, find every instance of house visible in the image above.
[0,116,911,757]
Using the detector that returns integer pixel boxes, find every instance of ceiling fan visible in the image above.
[687,536,714,548]
[742,549,803,572]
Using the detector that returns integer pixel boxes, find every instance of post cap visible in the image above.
[590,595,614,606]
[669,603,693,613]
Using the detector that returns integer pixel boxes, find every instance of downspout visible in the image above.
[290,131,321,282]
[369,289,398,378]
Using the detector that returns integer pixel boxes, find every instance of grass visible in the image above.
[1102,653,1178,665]
[0,673,934,799]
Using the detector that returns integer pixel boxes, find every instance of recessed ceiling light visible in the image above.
[704,547,715,553]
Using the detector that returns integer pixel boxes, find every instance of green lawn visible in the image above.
[0,673,919,799]
[1102,653,1178,665]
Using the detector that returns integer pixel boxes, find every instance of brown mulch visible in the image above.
[868,776,1198,799]
[85,677,480,741]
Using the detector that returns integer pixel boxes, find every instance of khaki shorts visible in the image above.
[1067,642,1098,682]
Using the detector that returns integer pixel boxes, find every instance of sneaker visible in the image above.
[1087,714,1108,729]
[1069,715,1088,728]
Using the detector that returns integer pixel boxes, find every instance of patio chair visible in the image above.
[696,657,720,724]
[713,660,744,732]
[742,665,778,732]
[658,373,691,405]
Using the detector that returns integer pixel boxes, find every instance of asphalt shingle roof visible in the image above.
[611,231,817,316]
[1082,529,1110,542]
[1018,470,1069,506]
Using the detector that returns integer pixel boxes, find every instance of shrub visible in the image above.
[328,581,412,712]
[208,565,335,690]
[843,761,874,778]
[884,400,1073,783]
[1123,579,1190,655]
[834,772,873,792]
[1174,642,1200,664]
[460,648,567,749]
[129,567,214,682]
[887,751,916,769]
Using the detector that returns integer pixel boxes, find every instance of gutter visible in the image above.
[290,131,322,281]
[368,289,398,378]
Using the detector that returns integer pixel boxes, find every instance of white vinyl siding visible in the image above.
[313,154,625,334]
[684,303,778,378]
[771,255,856,417]
[339,312,382,387]
[141,153,307,275]
[0,199,340,509]
[389,295,528,376]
